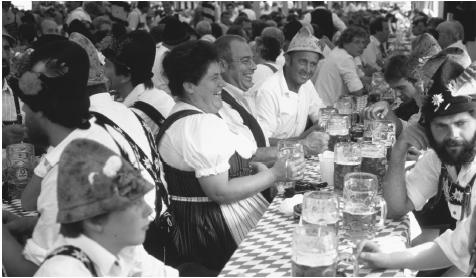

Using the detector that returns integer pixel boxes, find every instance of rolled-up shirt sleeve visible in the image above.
[434,216,471,272]
[405,149,441,211]
[337,56,363,93]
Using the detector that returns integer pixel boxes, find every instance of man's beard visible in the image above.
[428,130,476,166]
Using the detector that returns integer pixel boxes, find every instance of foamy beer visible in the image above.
[302,191,339,233]
[327,114,351,151]
[360,141,387,194]
[292,225,338,277]
[333,142,361,193]
[342,172,387,243]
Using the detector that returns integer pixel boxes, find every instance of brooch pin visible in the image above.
[432,94,444,111]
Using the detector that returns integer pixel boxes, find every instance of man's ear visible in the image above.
[219,58,229,71]
[183,81,195,95]
[119,72,131,84]
[83,219,104,234]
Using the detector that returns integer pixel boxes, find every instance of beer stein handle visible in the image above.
[337,252,358,277]
[375,195,387,228]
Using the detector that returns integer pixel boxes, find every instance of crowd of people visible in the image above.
[2,0,476,277]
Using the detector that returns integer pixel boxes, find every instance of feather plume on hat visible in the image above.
[447,62,476,99]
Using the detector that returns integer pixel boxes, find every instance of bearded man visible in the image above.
[384,58,476,233]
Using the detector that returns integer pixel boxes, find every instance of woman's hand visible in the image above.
[270,156,306,182]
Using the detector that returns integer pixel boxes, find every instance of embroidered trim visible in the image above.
[169,195,213,203]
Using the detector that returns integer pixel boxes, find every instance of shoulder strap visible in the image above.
[6,77,23,124]
[262,63,278,73]
[131,101,166,128]
[90,111,169,209]
[156,109,202,144]
[44,245,98,277]
[221,89,267,147]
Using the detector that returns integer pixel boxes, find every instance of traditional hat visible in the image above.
[161,16,190,46]
[69,32,107,86]
[422,61,476,121]
[286,25,323,57]
[422,47,472,81]
[57,139,154,223]
[16,40,91,129]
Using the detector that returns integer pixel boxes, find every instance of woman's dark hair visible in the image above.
[211,22,223,39]
[256,36,281,62]
[251,20,267,41]
[163,40,219,98]
[383,54,411,83]
[60,213,109,238]
[337,26,369,48]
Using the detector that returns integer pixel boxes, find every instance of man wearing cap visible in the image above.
[254,26,328,147]
[152,16,190,95]
[2,30,26,147]
[104,30,175,137]
[383,61,476,276]
[1,40,159,276]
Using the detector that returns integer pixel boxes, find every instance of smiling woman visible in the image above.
[156,40,304,273]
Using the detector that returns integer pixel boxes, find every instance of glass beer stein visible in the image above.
[276,140,304,192]
[333,142,361,193]
[317,107,338,131]
[360,141,387,194]
[326,114,351,151]
[292,225,356,277]
[301,191,340,233]
[342,172,387,243]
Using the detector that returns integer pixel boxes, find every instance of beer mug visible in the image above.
[333,142,361,193]
[276,140,304,191]
[6,143,35,199]
[342,172,387,243]
[371,120,396,160]
[326,114,350,151]
[335,96,354,115]
[293,225,356,277]
[301,191,340,232]
[360,141,387,194]
[317,107,338,131]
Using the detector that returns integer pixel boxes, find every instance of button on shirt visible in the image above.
[316,47,363,106]
[34,235,178,276]
[255,69,324,139]
[123,83,175,137]
[405,149,476,221]
[152,43,171,94]
[23,121,154,265]
[361,35,385,71]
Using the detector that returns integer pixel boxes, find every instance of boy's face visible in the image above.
[101,196,152,247]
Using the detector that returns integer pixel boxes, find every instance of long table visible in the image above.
[220,157,413,277]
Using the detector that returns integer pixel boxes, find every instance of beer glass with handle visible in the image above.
[276,140,304,192]
[342,172,387,274]
[292,225,357,277]
[301,191,340,233]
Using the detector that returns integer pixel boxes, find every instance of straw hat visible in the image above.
[286,25,323,57]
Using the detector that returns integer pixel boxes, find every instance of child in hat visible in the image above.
[34,139,178,276]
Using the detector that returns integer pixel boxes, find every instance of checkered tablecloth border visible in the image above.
[220,157,410,277]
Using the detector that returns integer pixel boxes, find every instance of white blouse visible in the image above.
[158,102,257,178]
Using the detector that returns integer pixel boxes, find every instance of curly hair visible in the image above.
[336,26,368,48]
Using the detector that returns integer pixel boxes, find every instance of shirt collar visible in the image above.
[64,235,119,275]
[448,40,465,50]
[277,68,299,96]
[123,83,145,107]
[171,101,205,114]
[89,92,114,105]
[224,82,247,102]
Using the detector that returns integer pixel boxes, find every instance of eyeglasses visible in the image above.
[230,56,254,67]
